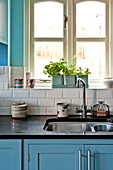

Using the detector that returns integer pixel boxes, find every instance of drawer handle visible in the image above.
[79,150,82,170]
[88,150,91,170]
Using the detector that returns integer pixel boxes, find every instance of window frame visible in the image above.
[26,0,67,77]
[73,0,110,80]
[25,0,112,86]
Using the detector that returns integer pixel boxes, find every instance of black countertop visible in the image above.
[0,115,113,139]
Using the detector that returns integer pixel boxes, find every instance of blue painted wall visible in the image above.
[0,0,8,66]
[9,0,24,66]
[0,43,8,65]
[0,0,8,44]
[0,0,24,66]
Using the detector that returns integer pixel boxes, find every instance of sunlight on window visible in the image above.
[34,2,64,38]
[76,42,105,79]
[76,1,105,38]
[34,42,63,79]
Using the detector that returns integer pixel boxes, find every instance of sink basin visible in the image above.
[46,122,91,133]
[94,123,113,132]
[43,118,113,133]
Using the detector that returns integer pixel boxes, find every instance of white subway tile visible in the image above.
[0,74,9,82]
[105,99,113,107]
[38,99,54,106]
[4,66,9,74]
[11,66,24,74]
[13,90,29,98]
[68,107,76,115]
[72,99,83,106]
[0,90,13,98]
[55,99,71,106]
[82,89,96,99]
[0,67,4,74]
[47,107,57,115]
[21,99,38,106]
[96,90,112,99]
[30,90,45,98]
[0,99,4,106]
[0,107,11,115]
[0,82,4,89]
[63,89,80,98]
[46,89,62,99]
[4,82,9,89]
[29,107,47,115]
[87,99,103,107]
[4,99,20,107]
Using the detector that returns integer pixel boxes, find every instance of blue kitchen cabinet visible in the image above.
[24,139,113,170]
[28,145,83,170]
[85,145,113,170]
[0,140,22,170]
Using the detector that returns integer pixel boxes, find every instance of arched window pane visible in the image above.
[34,2,64,38]
[76,1,106,38]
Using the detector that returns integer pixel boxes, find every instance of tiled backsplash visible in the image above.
[0,66,113,116]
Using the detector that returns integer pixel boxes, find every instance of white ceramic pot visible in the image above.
[103,78,113,88]
[57,102,69,118]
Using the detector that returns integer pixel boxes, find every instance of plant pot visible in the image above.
[64,75,77,85]
[78,75,88,88]
[52,75,64,86]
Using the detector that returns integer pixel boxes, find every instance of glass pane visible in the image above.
[34,2,64,38]
[76,1,106,38]
[34,42,63,79]
[76,42,105,79]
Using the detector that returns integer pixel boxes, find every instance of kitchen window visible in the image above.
[25,0,111,87]
[26,0,67,80]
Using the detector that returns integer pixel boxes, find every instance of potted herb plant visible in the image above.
[76,67,91,87]
[43,59,65,86]
[62,58,77,86]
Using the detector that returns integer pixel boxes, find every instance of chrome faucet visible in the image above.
[76,78,87,118]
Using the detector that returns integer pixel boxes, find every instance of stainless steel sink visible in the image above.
[46,122,91,133]
[43,118,113,133]
[94,123,113,132]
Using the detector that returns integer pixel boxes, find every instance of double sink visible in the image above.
[43,117,113,133]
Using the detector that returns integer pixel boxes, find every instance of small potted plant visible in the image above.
[76,67,91,87]
[43,59,65,86]
[62,58,77,86]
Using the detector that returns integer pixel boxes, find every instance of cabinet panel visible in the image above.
[85,145,113,170]
[0,140,21,170]
[28,144,84,170]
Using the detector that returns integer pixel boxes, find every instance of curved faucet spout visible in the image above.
[76,78,87,118]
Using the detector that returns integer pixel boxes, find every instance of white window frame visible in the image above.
[73,0,110,79]
[25,0,113,86]
[25,0,67,77]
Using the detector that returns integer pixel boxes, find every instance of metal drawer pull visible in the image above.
[79,150,82,170]
[88,150,91,170]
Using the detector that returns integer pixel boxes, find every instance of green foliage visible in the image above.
[43,58,66,77]
[43,57,91,77]
[76,67,91,76]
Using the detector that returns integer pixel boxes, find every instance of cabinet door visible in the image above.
[28,144,84,170]
[0,140,22,170]
[85,145,113,170]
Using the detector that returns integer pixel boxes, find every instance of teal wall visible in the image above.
[0,0,24,66]
[0,0,8,66]
[9,0,24,66]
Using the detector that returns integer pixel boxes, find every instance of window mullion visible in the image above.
[33,38,65,42]
[75,38,106,42]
